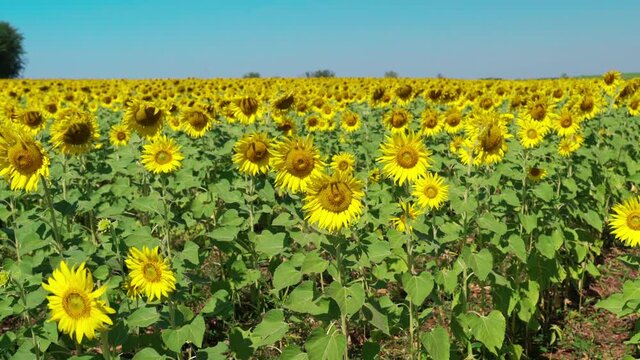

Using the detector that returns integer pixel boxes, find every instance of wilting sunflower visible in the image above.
[527,167,547,182]
[517,119,548,149]
[331,152,355,174]
[41,261,115,343]
[232,133,273,176]
[412,172,449,209]
[273,136,324,193]
[420,108,443,137]
[125,246,176,302]
[302,171,364,232]
[109,124,131,147]
[377,131,431,185]
[15,108,48,134]
[0,123,50,192]
[610,196,640,247]
[50,108,100,155]
[274,116,297,136]
[383,108,412,133]
[124,278,143,300]
[140,135,184,174]
[340,110,361,132]
[181,107,213,138]
[390,201,422,233]
[368,168,381,183]
[552,109,581,136]
[124,100,165,138]
[467,112,512,165]
[230,96,261,124]
[272,93,295,115]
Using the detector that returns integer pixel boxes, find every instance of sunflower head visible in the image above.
[610,196,640,247]
[377,131,432,185]
[412,172,449,210]
[181,108,213,138]
[109,124,131,147]
[232,133,273,176]
[331,152,356,174]
[50,108,100,155]
[272,136,324,193]
[527,167,547,182]
[125,246,177,302]
[140,135,184,174]
[0,124,50,192]
[124,100,165,138]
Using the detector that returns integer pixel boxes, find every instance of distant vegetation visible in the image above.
[0,21,25,78]
[305,69,335,78]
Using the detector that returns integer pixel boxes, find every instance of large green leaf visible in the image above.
[467,310,506,355]
[127,307,160,328]
[305,327,347,360]
[273,261,302,291]
[421,325,450,360]
[251,309,289,347]
[327,281,365,317]
[401,271,434,305]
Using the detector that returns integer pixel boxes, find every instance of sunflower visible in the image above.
[383,108,412,133]
[377,131,431,185]
[449,136,465,154]
[50,108,100,155]
[467,112,512,165]
[181,107,213,138]
[302,171,364,232]
[368,168,381,183]
[412,172,449,209]
[41,261,115,343]
[305,114,324,132]
[602,70,622,94]
[330,152,355,174]
[527,167,547,182]
[124,100,165,138]
[628,95,640,117]
[0,123,50,192]
[124,278,143,300]
[552,109,582,136]
[522,99,555,126]
[420,108,443,137]
[272,93,295,114]
[125,246,176,302]
[274,116,297,136]
[109,124,131,147]
[517,119,548,149]
[140,136,184,174]
[558,133,584,157]
[570,93,603,120]
[230,96,261,124]
[272,136,324,193]
[443,107,464,133]
[16,108,48,134]
[232,133,273,176]
[610,196,640,247]
[390,201,422,233]
[340,110,361,132]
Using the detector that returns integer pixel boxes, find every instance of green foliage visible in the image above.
[0,22,25,78]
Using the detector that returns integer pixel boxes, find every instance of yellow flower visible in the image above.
[181,107,214,138]
[527,167,547,182]
[42,261,115,343]
[610,196,640,247]
[124,100,165,138]
[391,201,422,233]
[230,96,261,124]
[466,112,512,165]
[125,246,176,302]
[272,136,324,193]
[302,171,364,232]
[232,133,273,176]
[340,110,361,132]
[140,136,184,174]
[443,107,464,134]
[383,108,412,133]
[558,133,584,157]
[377,131,431,185]
[420,108,443,137]
[330,152,356,174]
[517,119,548,149]
[50,108,100,155]
[0,123,50,192]
[412,172,449,209]
[552,109,581,136]
[109,124,131,147]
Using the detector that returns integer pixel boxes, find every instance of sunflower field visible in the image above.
[1,72,640,359]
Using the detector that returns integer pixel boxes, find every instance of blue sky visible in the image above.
[2,0,639,79]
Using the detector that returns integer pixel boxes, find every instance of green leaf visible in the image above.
[596,293,626,315]
[519,214,537,234]
[252,309,289,347]
[401,271,434,305]
[464,248,493,281]
[127,307,160,328]
[197,343,229,360]
[301,250,329,275]
[363,302,390,335]
[421,325,450,360]
[229,327,254,360]
[532,182,554,202]
[189,315,206,348]
[305,327,347,360]
[506,234,527,263]
[209,226,239,242]
[201,289,233,317]
[581,210,603,232]
[272,261,302,291]
[181,241,200,265]
[272,213,297,227]
[467,310,506,355]
[327,281,365,317]
[279,346,309,360]
[255,231,286,258]
[161,315,206,353]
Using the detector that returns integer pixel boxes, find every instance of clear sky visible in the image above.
[2,0,639,79]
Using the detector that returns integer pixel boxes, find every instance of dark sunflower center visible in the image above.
[45,103,58,114]
[480,125,503,153]
[8,143,44,174]
[372,88,385,101]
[423,114,438,129]
[526,129,538,139]
[22,111,44,128]
[155,150,172,165]
[396,85,412,100]
[135,106,163,126]
[344,114,358,126]
[529,167,541,177]
[239,97,259,116]
[63,123,92,145]
[530,105,546,121]
[318,182,353,213]
[274,95,294,110]
[285,149,314,177]
[480,97,493,110]
[307,117,319,127]
[580,96,595,112]
[116,132,127,141]
[245,141,268,162]
[604,73,616,85]
[425,185,438,199]
[63,291,90,318]
[338,161,349,171]
[560,114,573,128]
[553,89,564,99]
[446,113,461,127]
[629,99,639,110]
[390,112,408,128]
[396,146,419,169]
[143,263,162,282]
[186,111,208,130]
[627,212,640,231]
[322,105,332,116]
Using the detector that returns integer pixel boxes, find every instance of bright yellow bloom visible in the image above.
[412,172,449,209]
[0,123,50,192]
[330,152,356,174]
[272,136,324,193]
[383,108,412,133]
[124,100,165,138]
[610,196,640,247]
[340,110,361,132]
[42,261,115,343]
[517,119,548,149]
[391,201,422,233]
[109,124,131,147]
[125,246,176,302]
[232,133,273,176]
[181,107,214,138]
[377,131,431,185]
[140,136,184,174]
[527,167,547,182]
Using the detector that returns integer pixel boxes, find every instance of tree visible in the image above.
[305,69,335,78]
[384,70,398,78]
[243,72,261,78]
[0,22,25,78]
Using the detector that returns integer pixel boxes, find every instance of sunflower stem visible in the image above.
[100,331,112,360]
[160,176,172,259]
[41,175,63,254]
[333,237,349,360]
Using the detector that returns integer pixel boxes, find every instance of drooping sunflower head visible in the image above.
[272,93,295,112]
[230,96,261,124]
[384,108,411,133]
[610,196,640,247]
[0,123,50,192]
[603,70,622,87]
[181,107,213,138]
[302,171,365,232]
[557,133,584,157]
[330,152,356,174]
[468,112,512,165]
[391,200,422,233]
[124,100,165,138]
[109,124,131,147]
[377,130,431,185]
[274,116,297,136]
[232,132,273,176]
[412,172,449,210]
[140,135,184,174]
[41,261,115,343]
[16,108,48,134]
[272,136,324,193]
[50,108,100,156]
[125,246,177,302]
